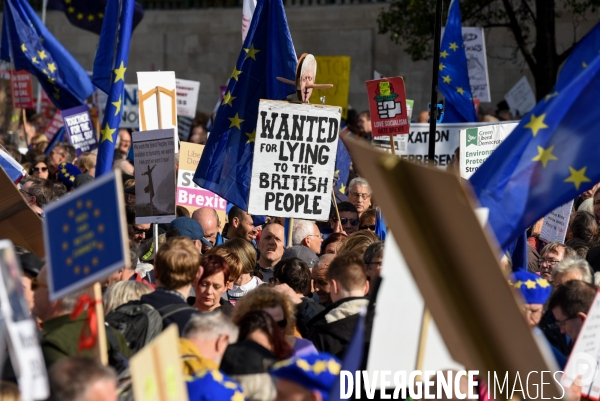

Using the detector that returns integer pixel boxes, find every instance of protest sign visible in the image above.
[311,56,350,119]
[176,78,200,118]
[10,70,34,109]
[133,129,176,224]
[344,137,561,397]
[44,110,63,140]
[540,200,574,244]
[130,324,189,401]
[366,77,409,138]
[177,116,193,142]
[62,105,98,156]
[459,122,518,178]
[0,241,49,400]
[248,100,341,220]
[95,84,139,129]
[42,171,129,300]
[462,27,491,102]
[0,167,44,256]
[373,70,384,80]
[505,76,536,117]
[137,72,178,152]
[177,141,227,223]
[561,289,600,399]
[35,90,54,119]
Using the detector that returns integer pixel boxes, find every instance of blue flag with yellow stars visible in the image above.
[469,52,600,250]
[46,0,144,36]
[193,0,297,210]
[555,22,600,91]
[93,0,135,177]
[333,138,351,201]
[438,0,477,123]
[1,0,94,110]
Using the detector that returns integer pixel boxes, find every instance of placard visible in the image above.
[42,171,129,300]
[176,79,200,118]
[540,201,574,244]
[177,141,227,223]
[462,27,491,102]
[459,122,517,179]
[10,70,34,109]
[248,100,341,220]
[366,77,409,137]
[311,56,350,119]
[0,241,49,400]
[137,72,178,152]
[562,289,600,399]
[133,129,176,224]
[44,110,63,140]
[62,105,98,156]
[95,84,139,129]
[504,76,536,117]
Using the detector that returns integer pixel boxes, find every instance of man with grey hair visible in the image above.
[48,356,118,401]
[292,219,322,255]
[551,257,593,287]
[192,207,222,251]
[348,177,372,217]
[181,311,239,370]
[32,266,131,369]
[363,241,384,283]
[538,242,577,279]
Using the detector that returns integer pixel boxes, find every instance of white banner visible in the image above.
[248,101,341,220]
[95,84,139,129]
[462,27,491,102]
[176,78,200,119]
[505,76,537,117]
[540,201,574,244]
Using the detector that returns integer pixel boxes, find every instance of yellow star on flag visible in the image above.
[48,62,57,73]
[228,113,244,130]
[100,123,116,142]
[583,62,588,68]
[449,42,459,51]
[77,13,84,19]
[20,43,27,52]
[440,50,449,58]
[244,44,260,60]
[524,114,548,137]
[537,278,550,288]
[513,280,523,288]
[112,95,122,115]
[113,61,126,83]
[65,0,71,3]
[531,145,558,168]
[340,183,346,194]
[98,12,104,18]
[442,75,451,84]
[48,77,55,84]
[564,166,591,190]
[456,87,465,95]
[31,56,38,64]
[37,50,47,60]
[222,91,236,107]
[88,14,94,21]
[545,91,558,102]
[53,92,60,100]
[231,391,245,401]
[524,280,537,289]
[439,63,446,71]
[67,6,74,13]
[231,67,242,81]
[246,129,256,144]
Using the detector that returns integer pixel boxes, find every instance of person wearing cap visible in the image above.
[292,220,323,256]
[167,217,213,253]
[56,162,81,191]
[17,248,43,312]
[186,368,245,401]
[270,352,341,401]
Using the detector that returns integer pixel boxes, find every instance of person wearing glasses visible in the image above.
[20,177,54,216]
[46,144,74,178]
[347,177,372,218]
[538,242,578,280]
[30,161,49,179]
[329,202,359,235]
[291,220,323,255]
[131,223,152,244]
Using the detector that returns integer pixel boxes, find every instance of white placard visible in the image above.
[248,100,341,220]
[459,122,518,179]
[367,233,463,378]
[133,129,177,224]
[0,241,49,400]
[95,84,139,129]
[176,78,200,118]
[137,71,178,152]
[462,27,491,102]
[540,201,574,244]
[373,70,384,80]
[505,76,537,117]
[562,290,600,399]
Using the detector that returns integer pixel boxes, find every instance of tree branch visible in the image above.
[462,0,499,22]
[501,0,538,73]
[482,23,511,28]
[557,42,575,65]
[521,0,537,24]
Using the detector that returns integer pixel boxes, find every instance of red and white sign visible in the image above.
[44,111,63,140]
[366,77,409,137]
[34,90,54,119]
[10,70,34,109]
[175,78,200,118]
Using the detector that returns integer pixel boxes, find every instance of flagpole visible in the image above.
[427,0,444,163]
[35,0,48,114]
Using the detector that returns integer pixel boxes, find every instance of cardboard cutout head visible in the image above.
[296,54,317,103]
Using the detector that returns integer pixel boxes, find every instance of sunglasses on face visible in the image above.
[360,225,376,230]
[334,218,359,226]
[33,166,48,172]
[31,277,48,291]
[133,227,150,235]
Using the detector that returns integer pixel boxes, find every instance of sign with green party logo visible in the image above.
[465,128,478,147]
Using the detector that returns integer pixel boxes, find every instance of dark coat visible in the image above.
[140,289,199,335]
[296,296,325,338]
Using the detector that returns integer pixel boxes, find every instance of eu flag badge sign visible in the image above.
[42,170,128,300]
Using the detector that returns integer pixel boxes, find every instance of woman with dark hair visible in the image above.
[321,232,347,255]
[236,310,293,360]
[190,254,233,316]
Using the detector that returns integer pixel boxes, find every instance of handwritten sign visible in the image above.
[248,100,340,220]
[462,27,491,102]
[311,56,350,119]
[10,70,34,109]
[62,105,98,156]
[540,201,574,244]
[504,76,536,117]
[42,171,129,300]
[366,77,409,137]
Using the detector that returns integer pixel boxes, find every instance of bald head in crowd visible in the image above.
[192,208,220,250]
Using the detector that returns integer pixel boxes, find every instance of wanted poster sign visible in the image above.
[248,100,341,220]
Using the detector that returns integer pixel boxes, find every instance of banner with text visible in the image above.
[44,110,63,140]
[249,101,341,220]
[10,70,34,109]
[311,56,350,120]
[459,122,518,178]
[366,77,409,137]
[95,84,139,129]
[62,105,98,156]
[540,201,573,244]
[176,78,200,118]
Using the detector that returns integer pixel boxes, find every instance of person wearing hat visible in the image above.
[270,352,341,401]
[56,162,81,191]
[282,246,319,271]
[186,368,245,401]
[167,217,213,253]
[17,248,43,313]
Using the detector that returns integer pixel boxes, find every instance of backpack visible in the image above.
[105,301,195,353]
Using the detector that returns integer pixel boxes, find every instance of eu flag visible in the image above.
[555,22,600,91]
[334,137,351,199]
[1,0,94,110]
[93,0,135,177]
[469,52,600,250]
[193,0,297,210]
[46,0,144,35]
[438,0,477,123]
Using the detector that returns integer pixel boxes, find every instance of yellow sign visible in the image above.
[311,56,351,119]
